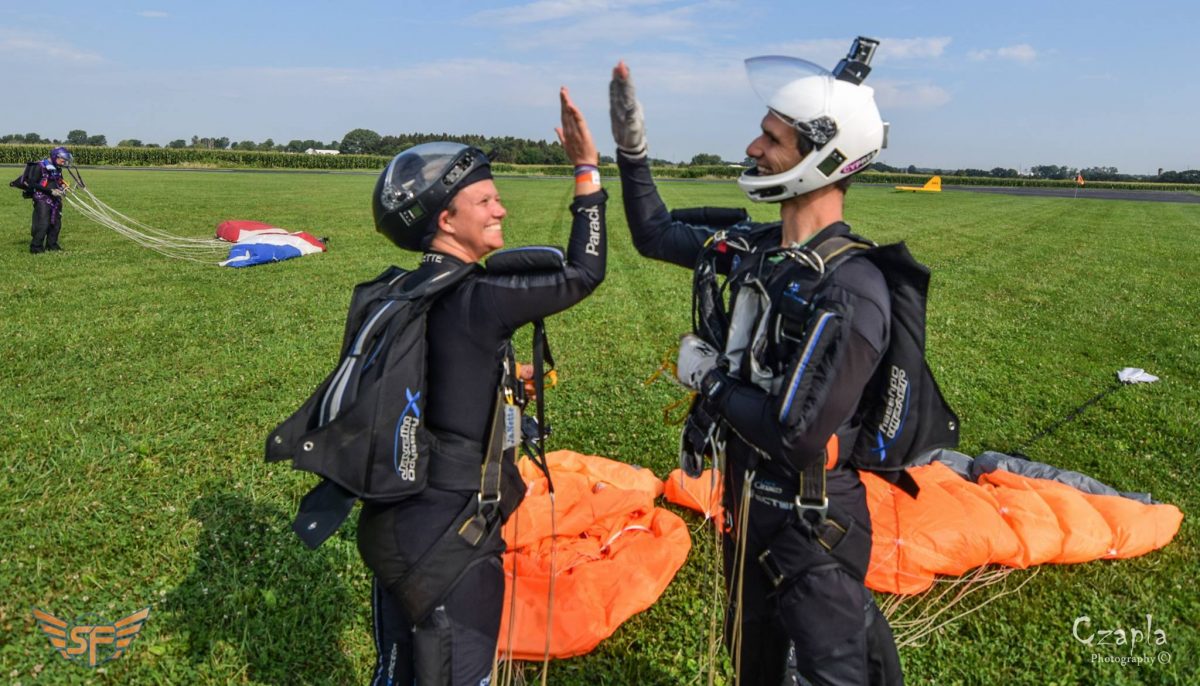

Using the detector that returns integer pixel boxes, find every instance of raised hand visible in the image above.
[609,61,647,159]
[555,86,599,167]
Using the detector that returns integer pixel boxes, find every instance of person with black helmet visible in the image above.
[352,87,605,685]
[27,146,72,253]
[610,41,910,685]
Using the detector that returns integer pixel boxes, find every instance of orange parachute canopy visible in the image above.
[663,456,1182,596]
[498,451,691,660]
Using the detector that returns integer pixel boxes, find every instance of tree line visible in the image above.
[872,162,1200,184]
[3,129,1197,182]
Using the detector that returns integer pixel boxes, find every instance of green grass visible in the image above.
[1,171,1196,685]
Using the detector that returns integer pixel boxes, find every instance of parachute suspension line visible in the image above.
[62,187,228,263]
[79,187,219,246]
[73,186,228,253]
[881,566,1038,649]
[727,468,755,686]
[516,318,557,686]
[704,451,726,686]
[495,506,521,686]
[538,490,558,686]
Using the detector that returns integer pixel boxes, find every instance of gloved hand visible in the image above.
[50,188,64,197]
[680,395,720,478]
[609,61,647,159]
[676,334,719,391]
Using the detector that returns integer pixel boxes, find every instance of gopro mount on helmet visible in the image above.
[373,142,491,251]
[738,36,887,203]
[832,36,880,85]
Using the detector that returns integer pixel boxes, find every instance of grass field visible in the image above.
[1,170,1196,685]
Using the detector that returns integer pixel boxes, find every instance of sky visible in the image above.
[2,0,1197,174]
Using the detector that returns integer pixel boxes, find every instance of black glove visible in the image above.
[679,394,721,478]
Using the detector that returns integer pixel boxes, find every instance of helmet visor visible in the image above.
[379,142,476,213]
[745,56,836,123]
[745,56,831,105]
[52,149,73,166]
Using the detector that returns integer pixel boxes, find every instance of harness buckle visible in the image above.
[794,495,828,523]
[477,490,502,517]
[757,549,787,589]
[459,492,502,547]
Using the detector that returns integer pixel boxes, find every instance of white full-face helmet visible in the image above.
[738,37,888,202]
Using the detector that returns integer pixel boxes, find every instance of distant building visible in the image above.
[305,148,340,155]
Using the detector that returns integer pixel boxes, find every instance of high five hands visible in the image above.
[556,87,601,196]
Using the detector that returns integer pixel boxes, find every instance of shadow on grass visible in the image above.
[164,494,359,684]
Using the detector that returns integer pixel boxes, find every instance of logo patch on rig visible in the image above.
[395,388,421,481]
[879,365,909,441]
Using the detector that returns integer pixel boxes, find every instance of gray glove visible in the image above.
[51,188,64,197]
[609,65,647,159]
[676,334,719,391]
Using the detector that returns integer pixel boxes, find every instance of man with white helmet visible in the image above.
[611,38,916,685]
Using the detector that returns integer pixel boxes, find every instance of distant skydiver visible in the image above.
[27,147,72,253]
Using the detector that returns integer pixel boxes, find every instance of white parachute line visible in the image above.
[78,187,224,247]
[882,566,1039,649]
[65,200,224,263]
[68,188,220,252]
[63,188,229,264]
[65,193,222,261]
[65,190,212,252]
[74,187,226,247]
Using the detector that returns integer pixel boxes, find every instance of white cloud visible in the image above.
[968,43,1037,63]
[468,0,677,25]
[137,11,169,19]
[509,8,701,50]
[872,80,952,110]
[0,32,103,63]
[883,37,952,60]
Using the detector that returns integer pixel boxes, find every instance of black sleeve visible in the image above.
[480,189,607,330]
[616,152,718,270]
[713,263,890,469]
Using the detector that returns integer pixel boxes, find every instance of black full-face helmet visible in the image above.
[373,142,491,251]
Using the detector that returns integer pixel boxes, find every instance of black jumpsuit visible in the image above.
[28,160,65,253]
[617,154,902,686]
[356,190,606,686]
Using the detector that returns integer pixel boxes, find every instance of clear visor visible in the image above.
[380,142,471,211]
[744,56,833,111]
[55,151,73,166]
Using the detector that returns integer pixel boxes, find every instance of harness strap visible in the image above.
[533,320,553,463]
[458,385,509,546]
[462,320,554,546]
[793,236,873,519]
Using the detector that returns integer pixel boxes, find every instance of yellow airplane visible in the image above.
[895,175,941,192]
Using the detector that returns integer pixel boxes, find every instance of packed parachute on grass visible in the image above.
[663,445,1182,646]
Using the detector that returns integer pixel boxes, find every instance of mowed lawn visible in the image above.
[1,169,1196,685]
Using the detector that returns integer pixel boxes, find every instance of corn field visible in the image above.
[1,144,1197,190]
